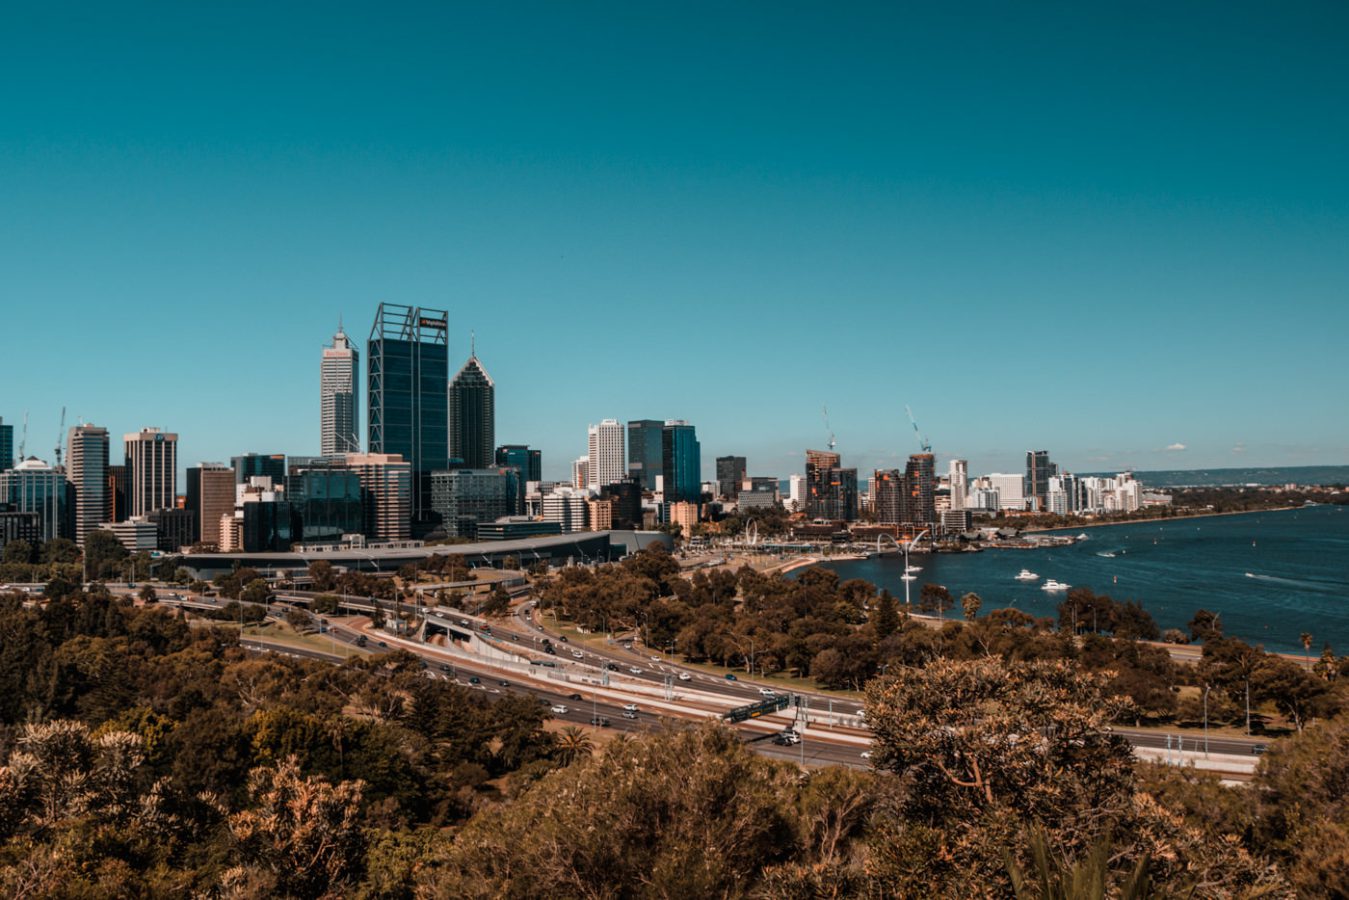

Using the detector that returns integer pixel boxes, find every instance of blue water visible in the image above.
[818,505,1349,654]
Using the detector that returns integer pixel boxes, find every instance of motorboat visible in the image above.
[905,564,922,574]
[1040,579,1070,592]
[1014,569,1039,581]
[901,573,918,582]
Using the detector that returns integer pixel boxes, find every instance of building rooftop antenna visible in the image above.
[821,405,837,451]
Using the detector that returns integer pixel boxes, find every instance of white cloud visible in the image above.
[1165,442,1187,452]
[1232,442,1247,454]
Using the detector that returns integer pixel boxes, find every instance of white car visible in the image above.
[650,655,661,662]
[571,650,583,659]
[628,667,643,675]
[550,705,569,714]
[623,703,639,713]
[860,750,872,760]
[759,688,777,698]
[678,672,692,681]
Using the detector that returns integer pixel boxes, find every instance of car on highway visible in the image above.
[558,635,568,642]
[544,645,557,655]
[860,750,872,759]
[376,641,387,648]
[650,655,661,662]
[724,673,737,681]
[571,650,583,659]
[1252,744,1269,755]
[773,731,800,746]
[458,619,469,627]
[628,667,642,675]
[567,693,583,701]
[590,716,610,727]
[468,676,480,684]
[604,663,620,671]
[497,680,510,687]
[439,663,452,672]
[678,672,692,681]
[759,688,776,697]
[550,705,568,714]
[355,635,368,647]
[622,709,638,719]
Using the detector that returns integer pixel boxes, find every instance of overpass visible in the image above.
[171,530,669,580]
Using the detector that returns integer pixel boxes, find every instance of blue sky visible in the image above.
[3,2,1347,481]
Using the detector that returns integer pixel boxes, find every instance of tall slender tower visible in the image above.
[66,424,110,545]
[587,420,625,489]
[948,458,968,511]
[321,321,360,456]
[124,428,178,517]
[448,339,495,468]
[368,303,448,534]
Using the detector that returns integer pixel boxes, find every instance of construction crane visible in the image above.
[821,405,837,451]
[906,405,932,454]
[53,407,66,467]
[18,411,28,459]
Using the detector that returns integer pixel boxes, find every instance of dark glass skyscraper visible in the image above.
[661,420,701,503]
[232,453,286,486]
[715,455,746,498]
[1025,450,1055,512]
[448,350,495,469]
[495,444,541,514]
[627,419,664,491]
[0,418,12,471]
[368,303,448,534]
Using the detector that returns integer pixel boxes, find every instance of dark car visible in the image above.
[439,663,452,672]
[544,645,557,655]
[604,663,620,671]
[725,673,737,681]
[567,693,583,701]
[377,641,388,649]
[1252,744,1269,755]
[559,635,569,643]
[497,680,510,687]
[468,676,481,684]
[355,635,368,647]
[590,716,611,727]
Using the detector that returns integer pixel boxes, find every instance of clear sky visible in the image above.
[3,2,1347,481]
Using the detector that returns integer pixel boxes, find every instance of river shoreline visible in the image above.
[1026,505,1301,535]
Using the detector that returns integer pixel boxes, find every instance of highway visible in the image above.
[157,584,1269,771]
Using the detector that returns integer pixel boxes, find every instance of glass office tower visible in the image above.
[368,303,448,535]
[661,420,701,503]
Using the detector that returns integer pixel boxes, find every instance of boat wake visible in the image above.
[1244,572,1349,593]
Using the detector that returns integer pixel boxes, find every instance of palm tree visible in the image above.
[1301,632,1313,667]
[1006,827,1152,899]
[555,726,594,766]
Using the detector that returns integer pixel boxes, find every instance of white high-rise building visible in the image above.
[586,419,625,489]
[948,459,968,511]
[320,323,360,456]
[788,474,805,511]
[66,424,110,545]
[987,472,1026,511]
[542,487,589,533]
[124,428,178,518]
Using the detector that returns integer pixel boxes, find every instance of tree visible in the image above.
[918,583,954,621]
[1301,631,1313,666]
[553,726,594,766]
[871,589,900,639]
[961,592,982,622]
[225,756,366,898]
[240,578,272,606]
[40,537,80,565]
[1,539,32,565]
[137,583,157,603]
[308,559,336,592]
[1188,609,1222,643]
[82,529,128,579]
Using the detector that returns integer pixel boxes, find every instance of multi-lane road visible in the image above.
[170,584,1269,770]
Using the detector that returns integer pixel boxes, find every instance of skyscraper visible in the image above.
[495,444,541,514]
[368,303,448,534]
[626,419,664,491]
[716,455,747,498]
[587,419,625,489]
[232,453,286,486]
[873,468,903,524]
[0,417,13,471]
[661,420,701,503]
[1025,450,1055,512]
[66,424,110,545]
[344,452,413,541]
[901,453,936,527]
[186,463,236,548]
[1,458,67,541]
[448,348,495,468]
[948,459,968,511]
[320,322,360,456]
[805,449,858,521]
[124,428,178,518]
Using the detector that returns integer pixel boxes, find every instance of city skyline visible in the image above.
[4,5,1347,477]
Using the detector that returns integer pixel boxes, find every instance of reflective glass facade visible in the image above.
[292,468,364,542]
[661,421,701,503]
[368,304,448,535]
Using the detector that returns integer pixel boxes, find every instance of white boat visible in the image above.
[1077,533,1089,540]
[1014,569,1039,581]
[905,564,922,574]
[901,573,917,582]
[1040,579,1070,592]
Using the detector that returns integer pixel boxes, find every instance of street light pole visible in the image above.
[1203,684,1210,758]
